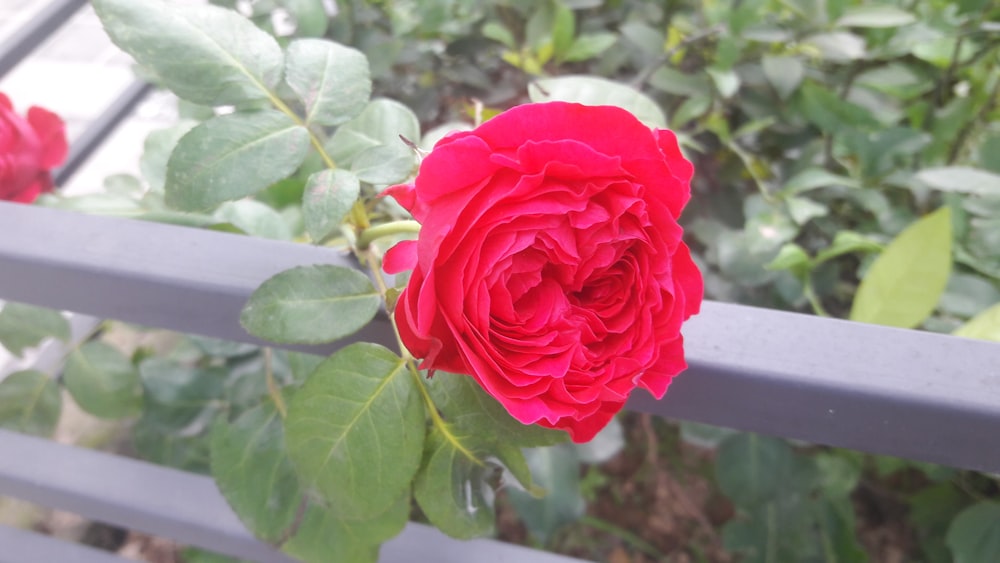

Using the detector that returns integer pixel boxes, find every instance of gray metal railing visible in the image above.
[2,1,1000,562]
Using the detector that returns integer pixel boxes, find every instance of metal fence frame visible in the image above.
[2,1,1000,562]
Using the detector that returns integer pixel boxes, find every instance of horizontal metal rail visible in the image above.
[0,522,132,563]
[0,0,88,79]
[2,202,999,473]
[0,429,587,563]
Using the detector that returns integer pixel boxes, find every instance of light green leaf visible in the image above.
[213,200,293,240]
[302,169,360,243]
[761,55,804,100]
[165,110,311,211]
[93,0,283,106]
[551,2,575,59]
[482,22,516,49]
[63,342,142,420]
[326,99,421,168]
[814,231,883,264]
[648,67,713,97]
[0,370,62,437]
[953,302,1000,342]
[915,167,1000,196]
[781,168,860,195]
[850,207,952,328]
[785,196,828,225]
[284,343,424,519]
[803,32,866,62]
[563,33,617,62]
[283,494,409,563]
[240,265,380,345]
[707,67,740,98]
[210,403,302,543]
[140,121,198,193]
[284,39,371,127]
[765,243,811,276]
[528,75,667,128]
[413,425,496,539]
[351,143,416,185]
[282,0,329,38]
[836,5,917,28]
[427,372,568,448]
[0,303,70,357]
[506,444,585,544]
[946,502,1000,563]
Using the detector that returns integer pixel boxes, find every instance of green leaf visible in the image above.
[0,370,62,437]
[947,502,1000,563]
[282,0,329,38]
[427,372,568,448]
[351,143,416,185]
[798,81,879,134]
[550,2,575,59]
[528,75,667,128]
[210,403,302,543]
[679,421,738,449]
[707,67,740,99]
[413,425,496,539]
[482,22,516,49]
[915,167,1000,197]
[761,55,804,100]
[0,303,69,356]
[139,358,226,431]
[850,207,952,328]
[765,243,811,277]
[165,112,310,212]
[781,168,859,195]
[240,265,380,345]
[302,169,360,243]
[140,122,198,193]
[283,494,409,563]
[836,5,916,28]
[63,342,142,419]
[284,343,424,519]
[563,33,617,62]
[814,231,883,264]
[648,67,713,98]
[506,444,585,544]
[953,302,1000,342]
[326,99,421,168]
[213,200,293,240]
[802,32,866,62]
[93,0,283,106]
[284,39,371,127]
[716,433,806,509]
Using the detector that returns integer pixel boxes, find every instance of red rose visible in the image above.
[0,93,67,203]
[384,102,703,442]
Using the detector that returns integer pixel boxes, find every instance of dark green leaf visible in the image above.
[284,39,371,127]
[93,0,283,105]
[850,207,952,328]
[0,303,69,356]
[63,341,142,419]
[283,493,409,563]
[413,425,495,539]
[427,371,568,448]
[240,265,380,345]
[0,370,62,437]
[211,403,302,542]
[165,110,310,211]
[716,433,810,509]
[284,343,424,519]
[302,169,360,243]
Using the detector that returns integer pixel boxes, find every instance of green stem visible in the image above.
[363,249,483,466]
[264,347,287,418]
[356,220,421,250]
[579,515,666,560]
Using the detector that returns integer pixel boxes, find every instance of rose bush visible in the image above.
[385,101,702,442]
[0,93,67,203]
